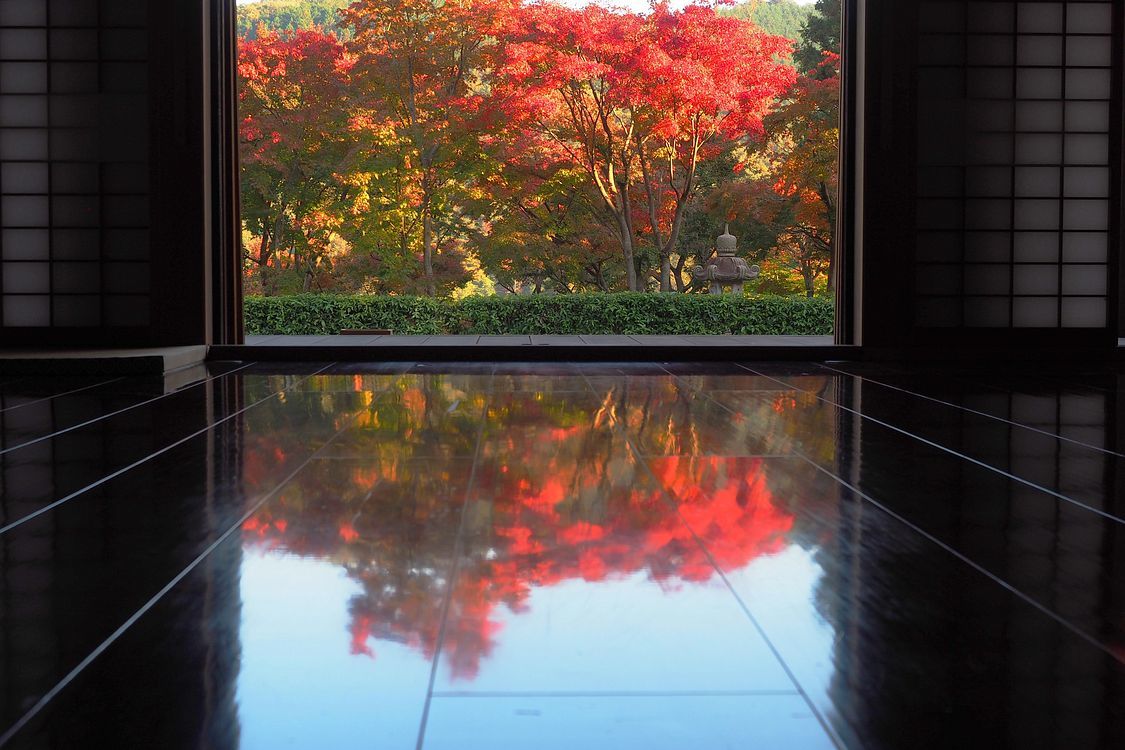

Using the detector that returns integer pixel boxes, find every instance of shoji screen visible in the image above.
[0,0,151,333]
[914,1,1118,330]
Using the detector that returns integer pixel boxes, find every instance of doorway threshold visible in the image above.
[209,335,850,362]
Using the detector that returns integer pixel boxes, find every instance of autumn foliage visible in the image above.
[487,2,794,291]
[237,0,841,297]
[713,51,840,296]
[239,28,358,295]
[238,374,807,679]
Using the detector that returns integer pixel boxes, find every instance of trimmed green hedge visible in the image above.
[244,293,834,336]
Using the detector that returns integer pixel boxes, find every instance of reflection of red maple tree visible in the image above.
[651,456,795,571]
[240,381,796,680]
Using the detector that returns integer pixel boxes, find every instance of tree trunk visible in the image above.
[257,244,272,296]
[588,262,609,292]
[607,183,639,292]
[259,213,289,296]
[422,200,436,296]
[622,237,639,291]
[658,165,696,293]
[673,256,687,292]
[618,214,638,291]
[640,151,671,293]
[258,226,276,296]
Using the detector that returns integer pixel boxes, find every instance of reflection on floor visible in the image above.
[0,361,1123,749]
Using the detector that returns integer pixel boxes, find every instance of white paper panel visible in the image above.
[1,0,151,328]
[916,0,1114,329]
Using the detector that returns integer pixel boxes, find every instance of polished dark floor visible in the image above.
[1,361,1124,749]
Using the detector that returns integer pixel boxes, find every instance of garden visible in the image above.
[237,0,840,335]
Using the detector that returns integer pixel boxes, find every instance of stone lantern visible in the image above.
[692,225,760,294]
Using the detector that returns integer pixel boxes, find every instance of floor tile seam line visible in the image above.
[624,439,846,750]
[415,382,494,750]
[659,365,1124,725]
[0,363,333,538]
[791,453,1125,666]
[0,362,257,456]
[734,363,1125,527]
[0,376,127,416]
[815,363,1125,458]
[0,362,415,747]
[0,362,401,748]
[597,367,844,750]
[671,365,1123,657]
[656,365,796,460]
[428,690,803,698]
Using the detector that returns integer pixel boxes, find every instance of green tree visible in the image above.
[472,163,626,294]
[721,0,813,43]
[795,0,841,74]
[237,0,350,39]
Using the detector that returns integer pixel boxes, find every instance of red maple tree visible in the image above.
[239,378,798,680]
[238,28,358,294]
[488,1,795,291]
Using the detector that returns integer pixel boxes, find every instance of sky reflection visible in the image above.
[233,374,836,746]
